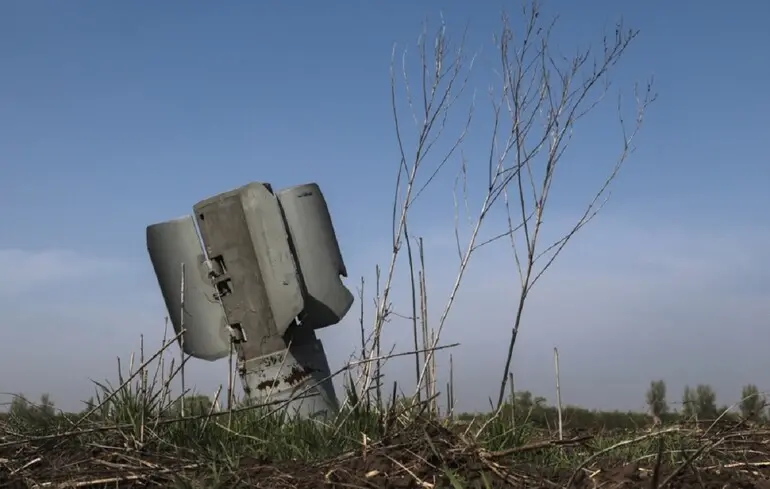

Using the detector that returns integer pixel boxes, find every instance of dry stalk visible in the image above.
[492,3,657,408]
[179,262,186,418]
[403,223,422,405]
[361,17,474,400]
[565,428,685,488]
[139,334,146,445]
[74,331,185,430]
[554,347,563,441]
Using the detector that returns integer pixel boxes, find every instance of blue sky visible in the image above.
[1,0,769,413]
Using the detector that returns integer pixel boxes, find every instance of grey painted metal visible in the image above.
[146,181,350,420]
[192,182,339,419]
[193,182,304,341]
[146,216,231,361]
[277,183,354,329]
[240,327,339,420]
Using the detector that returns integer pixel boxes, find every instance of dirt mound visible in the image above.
[232,422,510,488]
[3,422,770,488]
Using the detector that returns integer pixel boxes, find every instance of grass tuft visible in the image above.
[2,345,770,488]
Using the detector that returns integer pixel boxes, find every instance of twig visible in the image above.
[657,437,724,489]
[481,434,593,458]
[566,428,685,489]
[179,262,186,418]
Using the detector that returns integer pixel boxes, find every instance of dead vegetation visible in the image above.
[3,407,770,488]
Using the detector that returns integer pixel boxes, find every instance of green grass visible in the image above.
[0,384,729,489]
[0,350,763,488]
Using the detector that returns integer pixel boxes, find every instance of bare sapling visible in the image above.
[492,2,656,409]
[362,0,655,417]
[360,18,475,403]
[554,347,563,440]
[409,1,655,411]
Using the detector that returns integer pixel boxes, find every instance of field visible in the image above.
[2,390,770,489]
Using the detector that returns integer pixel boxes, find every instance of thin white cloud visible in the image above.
[0,249,127,296]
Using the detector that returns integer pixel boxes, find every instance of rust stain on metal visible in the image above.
[256,379,281,390]
[285,365,318,386]
[261,354,282,367]
[254,365,321,390]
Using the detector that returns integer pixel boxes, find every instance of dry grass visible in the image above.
[3,370,770,489]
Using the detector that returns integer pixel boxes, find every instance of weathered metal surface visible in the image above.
[240,328,339,420]
[193,182,304,361]
[277,183,354,329]
[147,181,350,420]
[146,216,230,361]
